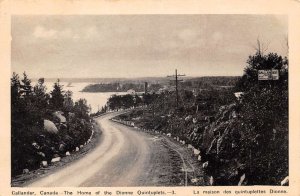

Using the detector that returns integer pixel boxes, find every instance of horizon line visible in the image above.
[30,75,242,80]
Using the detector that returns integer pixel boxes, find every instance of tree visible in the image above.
[11,73,43,175]
[236,51,288,91]
[49,79,65,110]
[63,90,74,114]
[18,72,42,127]
[11,72,22,135]
[11,72,21,118]
[33,78,49,116]
[143,93,157,105]
[236,51,288,184]
[108,95,122,110]
[73,98,90,119]
[133,95,142,106]
[20,72,33,98]
[121,94,135,108]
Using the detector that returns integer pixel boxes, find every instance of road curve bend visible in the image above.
[28,111,201,187]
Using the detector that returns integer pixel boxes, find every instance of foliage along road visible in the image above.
[28,111,203,187]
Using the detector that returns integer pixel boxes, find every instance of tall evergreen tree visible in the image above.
[63,90,74,113]
[11,72,21,107]
[17,73,38,126]
[20,72,32,98]
[49,79,64,110]
[33,78,49,121]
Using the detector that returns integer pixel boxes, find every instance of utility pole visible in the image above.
[167,69,186,108]
[144,82,148,94]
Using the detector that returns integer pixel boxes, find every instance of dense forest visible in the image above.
[111,51,289,185]
[11,74,93,177]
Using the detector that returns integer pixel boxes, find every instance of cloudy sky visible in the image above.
[12,15,288,78]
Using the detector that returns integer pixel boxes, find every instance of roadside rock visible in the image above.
[51,157,61,163]
[37,152,45,158]
[23,169,29,174]
[194,148,200,156]
[188,144,194,149]
[59,144,65,152]
[197,155,201,161]
[238,174,246,186]
[281,176,289,186]
[41,161,48,168]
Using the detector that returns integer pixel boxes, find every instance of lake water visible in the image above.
[43,82,127,113]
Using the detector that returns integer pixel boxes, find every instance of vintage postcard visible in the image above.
[1,0,300,196]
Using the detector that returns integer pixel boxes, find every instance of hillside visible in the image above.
[107,52,289,185]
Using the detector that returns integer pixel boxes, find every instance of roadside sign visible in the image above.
[258,69,279,80]
[272,69,279,80]
[258,70,272,80]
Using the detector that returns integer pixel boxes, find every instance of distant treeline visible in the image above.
[182,76,240,89]
[82,77,240,93]
[82,83,163,92]
[33,77,170,84]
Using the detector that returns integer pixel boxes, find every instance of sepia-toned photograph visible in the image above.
[10,14,289,187]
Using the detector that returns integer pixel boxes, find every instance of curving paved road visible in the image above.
[28,111,200,187]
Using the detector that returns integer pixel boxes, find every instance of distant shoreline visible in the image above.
[30,76,240,83]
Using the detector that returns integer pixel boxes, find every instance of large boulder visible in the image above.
[44,119,58,134]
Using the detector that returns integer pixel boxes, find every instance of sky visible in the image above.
[11,15,288,78]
